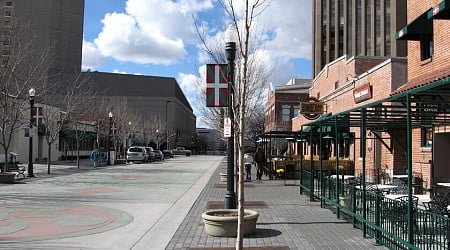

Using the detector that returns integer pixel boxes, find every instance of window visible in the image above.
[334,81,339,90]
[421,38,433,61]
[4,20,10,26]
[5,1,12,6]
[293,106,299,118]
[282,105,290,121]
[421,127,432,147]
[4,10,11,17]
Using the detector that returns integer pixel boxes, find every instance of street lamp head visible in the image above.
[225,25,237,62]
[128,121,131,126]
[225,24,238,44]
[108,111,113,118]
[29,88,35,97]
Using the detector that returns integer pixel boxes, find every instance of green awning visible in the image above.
[396,10,433,40]
[428,0,450,19]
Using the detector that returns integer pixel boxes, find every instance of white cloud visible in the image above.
[83,0,214,69]
[178,72,201,96]
[81,39,106,71]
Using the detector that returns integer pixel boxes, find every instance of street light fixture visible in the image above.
[28,88,35,177]
[165,100,171,150]
[128,121,132,148]
[107,112,113,165]
[224,25,237,209]
[156,129,160,150]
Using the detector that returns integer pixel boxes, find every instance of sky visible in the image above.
[82,0,313,126]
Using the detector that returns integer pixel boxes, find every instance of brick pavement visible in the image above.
[166,162,387,250]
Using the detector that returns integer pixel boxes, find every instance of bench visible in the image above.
[0,163,26,178]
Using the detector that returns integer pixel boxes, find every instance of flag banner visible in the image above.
[206,64,229,107]
[32,107,43,126]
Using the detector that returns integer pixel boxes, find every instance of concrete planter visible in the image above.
[219,173,227,183]
[202,209,259,237]
[0,172,16,184]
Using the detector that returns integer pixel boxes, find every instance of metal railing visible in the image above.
[300,169,450,249]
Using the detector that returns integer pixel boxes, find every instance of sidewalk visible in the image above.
[166,162,387,249]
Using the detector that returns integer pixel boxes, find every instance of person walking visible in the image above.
[90,149,100,168]
[255,147,265,180]
[244,153,254,181]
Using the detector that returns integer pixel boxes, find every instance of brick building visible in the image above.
[264,79,311,133]
[294,0,450,189]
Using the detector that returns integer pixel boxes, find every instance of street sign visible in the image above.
[224,117,231,138]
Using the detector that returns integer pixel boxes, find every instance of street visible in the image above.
[0,155,222,250]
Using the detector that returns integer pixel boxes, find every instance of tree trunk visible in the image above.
[47,143,52,174]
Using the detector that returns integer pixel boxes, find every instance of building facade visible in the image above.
[86,72,196,151]
[313,0,407,77]
[1,1,197,162]
[10,0,85,73]
[264,79,311,133]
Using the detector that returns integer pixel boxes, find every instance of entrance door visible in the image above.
[433,132,450,183]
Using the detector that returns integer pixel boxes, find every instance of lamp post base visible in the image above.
[224,192,236,209]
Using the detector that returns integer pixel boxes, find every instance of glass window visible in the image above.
[375,0,381,55]
[347,0,353,55]
[293,106,299,118]
[385,0,391,55]
[421,127,432,147]
[366,0,372,54]
[282,105,290,121]
[421,38,433,61]
[4,10,11,17]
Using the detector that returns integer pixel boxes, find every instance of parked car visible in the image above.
[153,150,164,161]
[162,150,173,158]
[126,146,148,163]
[145,147,156,162]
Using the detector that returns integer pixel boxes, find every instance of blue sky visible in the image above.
[82,0,312,124]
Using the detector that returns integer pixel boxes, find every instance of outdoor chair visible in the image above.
[423,195,450,247]
[390,179,408,194]
[390,196,419,233]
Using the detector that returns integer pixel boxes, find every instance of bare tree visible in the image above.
[195,0,271,248]
[0,19,49,171]
[38,73,92,174]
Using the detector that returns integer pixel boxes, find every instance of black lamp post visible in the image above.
[28,88,35,177]
[165,100,171,150]
[128,121,131,147]
[156,129,160,150]
[107,112,113,165]
[224,25,237,209]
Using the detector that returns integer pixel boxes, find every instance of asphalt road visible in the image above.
[0,155,222,250]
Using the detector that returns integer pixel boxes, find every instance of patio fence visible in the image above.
[300,169,449,249]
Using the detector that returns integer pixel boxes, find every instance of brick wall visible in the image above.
[407,0,450,82]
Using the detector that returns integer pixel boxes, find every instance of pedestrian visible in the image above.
[255,147,265,180]
[244,152,253,181]
[90,149,100,168]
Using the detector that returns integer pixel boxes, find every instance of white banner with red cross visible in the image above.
[206,64,229,107]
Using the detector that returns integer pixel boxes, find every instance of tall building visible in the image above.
[312,0,408,77]
[5,0,85,73]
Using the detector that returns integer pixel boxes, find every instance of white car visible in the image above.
[126,146,148,163]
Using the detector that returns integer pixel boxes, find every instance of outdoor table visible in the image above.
[393,175,408,179]
[385,194,431,205]
[329,175,355,180]
[436,182,450,187]
[356,184,398,192]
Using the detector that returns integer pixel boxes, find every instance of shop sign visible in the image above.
[354,83,372,103]
[300,97,325,120]
[224,117,231,138]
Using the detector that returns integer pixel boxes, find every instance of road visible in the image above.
[0,155,222,250]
